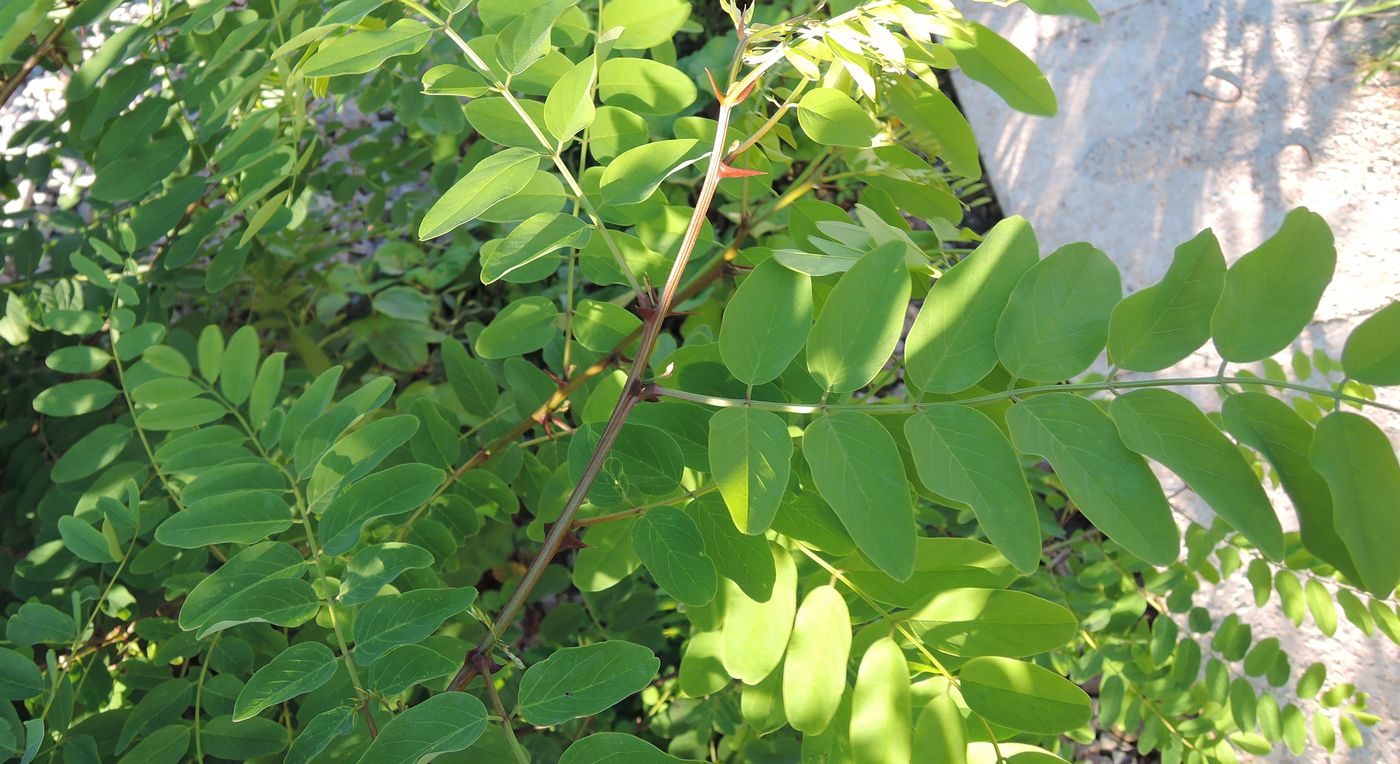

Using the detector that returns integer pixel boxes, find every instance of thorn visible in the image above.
[718,163,767,179]
[732,78,758,105]
[551,529,587,552]
[705,68,726,104]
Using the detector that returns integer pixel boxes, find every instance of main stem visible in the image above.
[448,44,747,693]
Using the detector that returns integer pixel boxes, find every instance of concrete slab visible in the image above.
[952,1,1400,760]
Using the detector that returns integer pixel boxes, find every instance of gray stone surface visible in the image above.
[953,0,1399,760]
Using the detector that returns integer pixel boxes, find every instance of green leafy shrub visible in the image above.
[2,0,1398,762]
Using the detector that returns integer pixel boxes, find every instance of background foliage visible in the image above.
[2,0,1399,762]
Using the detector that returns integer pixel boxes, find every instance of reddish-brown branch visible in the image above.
[447,51,751,695]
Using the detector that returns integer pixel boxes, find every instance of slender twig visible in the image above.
[193,632,223,763]
[571,484,719,528]
[480,663,530,764]
[645,375,1399,416]
[0,20,67,110]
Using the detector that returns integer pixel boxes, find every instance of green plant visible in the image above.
[2,0,1398,762]
[1310,0,1399,82]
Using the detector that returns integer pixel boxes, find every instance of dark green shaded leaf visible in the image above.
[692,494,775,601]
[352,587,477,665]
[285,706,356,764]
[319,463,446,556]
[569,422,683,507]
[339,542,436,605]
[53,422,132,481]
[1111,389,1284,559]
[475,296,560,358]
[804,411,915,580]
[905,406,1039,573]
[153,492,293,549]
[442,339,499,417]
[202,715,286,759]
[518,641,660,725]
[5,603,75,646]
[367,644,458,695]
[234,642,338,721]
[58,515,117,563]
[1221,393,1359,582]
[0,648,43,701]
[631,506,717,607]
[1006,393,1178,565]
[561,732,694,763]
[116,725,188,764]
[117,679,192,752]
